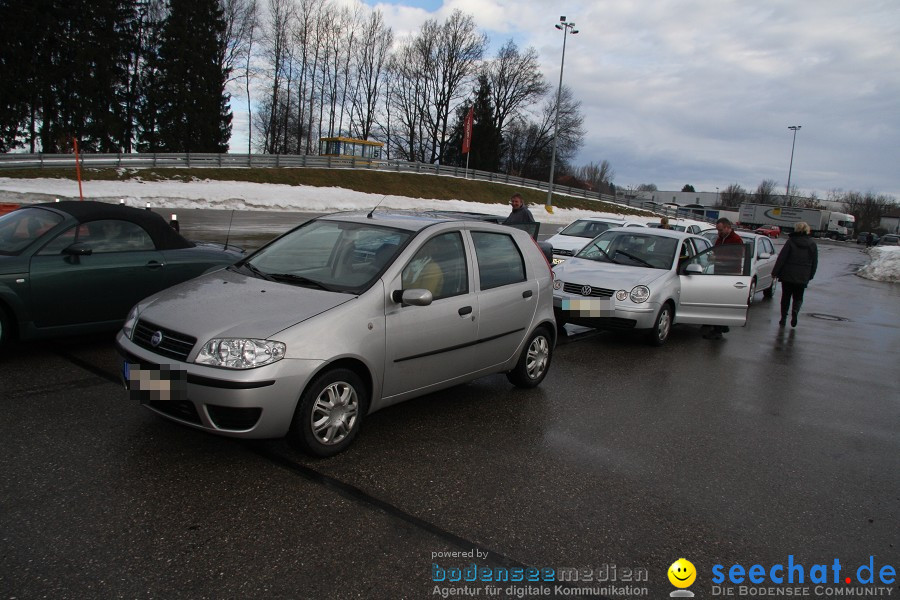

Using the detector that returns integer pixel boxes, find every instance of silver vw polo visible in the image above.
[116,211,556,456]
[552,228,752,345]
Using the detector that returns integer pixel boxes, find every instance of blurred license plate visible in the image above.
[123,360,187,402]
[561,297,614,317]
[552,257,566,265]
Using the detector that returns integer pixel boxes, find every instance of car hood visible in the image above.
[546,234,592,253]
[134,268,355,339]
[553,258,670,289]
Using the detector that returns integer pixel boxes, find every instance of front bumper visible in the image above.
[553,294,659,330]
[117,332,324,439]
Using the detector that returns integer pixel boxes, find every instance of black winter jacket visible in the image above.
[773,232,818,286]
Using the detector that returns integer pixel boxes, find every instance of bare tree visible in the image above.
[754,179,778,204]
[485,40,548,135]
[637,183,658,192]
[720,183,747,208]
[352,9,392,140]
[424,10,487,163]
[840,190,896,232]
[576,160,615,193]
[260,0,294,153]
[219,0,259,153]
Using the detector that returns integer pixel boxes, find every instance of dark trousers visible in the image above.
[780,282,806,316]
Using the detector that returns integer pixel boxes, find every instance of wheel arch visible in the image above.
[305,357,375,414]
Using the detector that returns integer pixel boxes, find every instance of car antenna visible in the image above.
[367,195,388,219]
[224,209,235,250]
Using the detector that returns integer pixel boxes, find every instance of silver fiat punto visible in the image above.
[116,211,556,456]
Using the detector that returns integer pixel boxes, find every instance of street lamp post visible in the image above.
[546,16,578,213]
[785,125,801,206]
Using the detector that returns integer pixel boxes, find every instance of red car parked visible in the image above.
[755,225,781,238]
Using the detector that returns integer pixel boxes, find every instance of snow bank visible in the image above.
[0,177,654,226]
[857,246,900,283]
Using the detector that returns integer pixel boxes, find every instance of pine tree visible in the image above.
[469,75,501,172]
[150,0,232,152]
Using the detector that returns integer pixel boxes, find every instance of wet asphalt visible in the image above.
[1,211,898,599]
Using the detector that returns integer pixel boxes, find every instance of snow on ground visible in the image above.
[857,246,900,283]
[0,176,684,227]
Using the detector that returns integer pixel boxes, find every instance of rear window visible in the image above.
[471,232,526,289]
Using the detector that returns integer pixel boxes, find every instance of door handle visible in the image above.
[522,290,533,298]
[458,306,473,316]
[146,261,164,269]
[733,282,747,288]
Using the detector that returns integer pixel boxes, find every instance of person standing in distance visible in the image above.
[773,221,818,327]
[703,218,744,339]
[504,193,535,225]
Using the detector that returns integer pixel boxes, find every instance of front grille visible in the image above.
[554,248,574,256]
[562,282,615,297]
[133,320,197,361]
[148,400,201,424]
[206,405,262,431]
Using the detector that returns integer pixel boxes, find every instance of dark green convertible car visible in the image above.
[0,201,243,346]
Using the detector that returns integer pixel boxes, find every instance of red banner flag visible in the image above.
[462,106,474,154]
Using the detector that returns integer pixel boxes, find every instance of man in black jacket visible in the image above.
[504,193,535,225]
[773,221,818,327]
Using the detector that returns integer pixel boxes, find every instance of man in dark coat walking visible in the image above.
[773,221,818,327]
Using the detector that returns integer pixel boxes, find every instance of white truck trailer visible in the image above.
[739,204,855,239]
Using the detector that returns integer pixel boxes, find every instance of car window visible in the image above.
[0,208,64,255]
[37,224,87,255]
[558,220,616,238]
[402,231,467,299]
[471,231,526,290]
[578,231,676,269]
[77,220,155,253]
[247,220,412,292]
[693,237,712,251]
[682,244,747,276]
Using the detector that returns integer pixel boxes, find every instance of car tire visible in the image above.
[646,303,673,346]
[506,326,553,388]
[289,368,367,458]
[747,279,757,305]
[763,281,775,299]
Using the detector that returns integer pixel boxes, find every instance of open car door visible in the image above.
[676,243,752,326]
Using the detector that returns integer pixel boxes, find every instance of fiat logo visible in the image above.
[150,331,164,347]
[581,285,592,296]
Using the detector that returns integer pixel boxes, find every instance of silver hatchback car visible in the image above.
[116,211,556,456]
[552,228,752,345]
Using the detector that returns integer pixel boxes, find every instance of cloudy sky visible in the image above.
[232,0,900,199]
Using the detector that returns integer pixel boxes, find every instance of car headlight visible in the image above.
[195,338,286,369]
[630,285,650,303]
[122,305,139,339]
[615,290,628,301]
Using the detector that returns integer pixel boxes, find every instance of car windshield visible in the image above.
[0,208,64,255]
[559,220,618,238]
[240,219,412,293]
[576,231,678,269]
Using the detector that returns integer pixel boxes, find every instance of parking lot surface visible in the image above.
[1,212,898,599]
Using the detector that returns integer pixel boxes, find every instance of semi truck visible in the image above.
[739,203,855,239]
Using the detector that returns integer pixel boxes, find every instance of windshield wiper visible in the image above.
[235,262,274,281]
[613,249,654,268]
[583,242,619,264]
[268,273,338,292]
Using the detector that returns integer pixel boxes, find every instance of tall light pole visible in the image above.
[785,125,801,206]
[546,16,578,213]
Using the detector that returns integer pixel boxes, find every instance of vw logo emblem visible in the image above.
[150,331,164,347]
[581,285,592,296]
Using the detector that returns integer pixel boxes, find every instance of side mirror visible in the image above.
[759,252,771,259]
[63,242,93,256]
[684,264,703,275]
[536,241,553,264]
[391,289,433,306]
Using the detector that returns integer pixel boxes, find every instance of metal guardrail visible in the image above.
[0,152,716,220]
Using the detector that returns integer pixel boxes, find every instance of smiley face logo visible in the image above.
[668,558,697,588]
